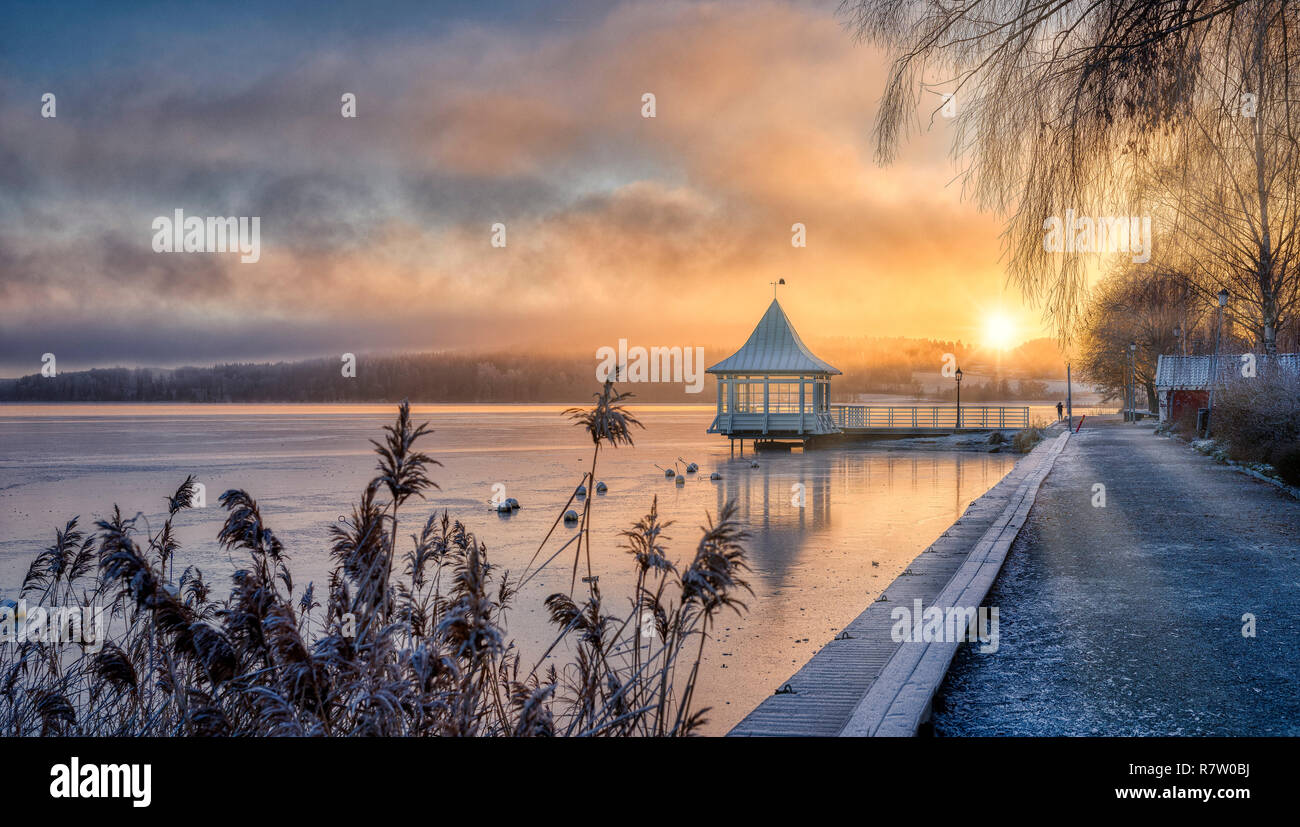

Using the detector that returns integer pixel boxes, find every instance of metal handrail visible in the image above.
[828,405,1029,429]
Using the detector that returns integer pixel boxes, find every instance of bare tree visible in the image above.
[1139,2,1300,353]
[1075,266,1211,410]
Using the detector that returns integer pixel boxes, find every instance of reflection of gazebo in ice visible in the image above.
[714,464,831,587]
[706,299,841,453]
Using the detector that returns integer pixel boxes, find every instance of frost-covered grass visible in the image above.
[1012,427,1044,453]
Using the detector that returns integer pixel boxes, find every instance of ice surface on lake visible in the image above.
[0,404,1015,734]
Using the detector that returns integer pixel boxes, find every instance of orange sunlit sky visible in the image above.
[0,0,1050,377]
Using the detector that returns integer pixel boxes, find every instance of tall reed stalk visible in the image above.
[2,392,748,737]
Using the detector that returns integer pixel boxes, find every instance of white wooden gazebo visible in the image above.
[707,299,841,452]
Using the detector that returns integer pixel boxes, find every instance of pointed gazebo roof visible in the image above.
[707,299,841,375]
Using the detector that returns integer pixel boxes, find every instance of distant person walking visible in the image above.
[1056,401,1064,421]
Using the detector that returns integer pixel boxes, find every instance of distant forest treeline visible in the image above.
[0,338,1067,403]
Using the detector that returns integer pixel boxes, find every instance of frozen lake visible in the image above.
[0,403,1017,733]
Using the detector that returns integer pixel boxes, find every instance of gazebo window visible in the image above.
[736,380,764,413]
[769,382,800,413]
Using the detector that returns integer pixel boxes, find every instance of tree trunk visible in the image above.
[1253,46,1279,357]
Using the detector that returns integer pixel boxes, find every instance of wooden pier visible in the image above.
[830,404,1030,434]
[724,405,1032,454]
[728,430,1069,737]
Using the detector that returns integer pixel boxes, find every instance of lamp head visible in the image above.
[955,367,963,382]
[1218,288,1229,307]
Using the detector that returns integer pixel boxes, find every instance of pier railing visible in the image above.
[829,404,1029,430]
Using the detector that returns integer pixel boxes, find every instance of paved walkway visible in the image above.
[932,418,1300,735]
[729,431,1066,736]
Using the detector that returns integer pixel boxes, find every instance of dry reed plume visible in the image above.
[2,386,749,736]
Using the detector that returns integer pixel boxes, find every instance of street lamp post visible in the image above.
[1121,346,1130,421]
[1066,361,1073,431]
[1129,341,1137,420]
[1120,347,1126,421]
[1174,324,1185,356]
[1206,289,1229,438]
[955,366,963,431]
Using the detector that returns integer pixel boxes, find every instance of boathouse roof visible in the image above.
[706,299,841,375]
[1155,353,1299,389]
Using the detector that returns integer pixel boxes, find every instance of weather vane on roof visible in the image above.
[770,278,786,298]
